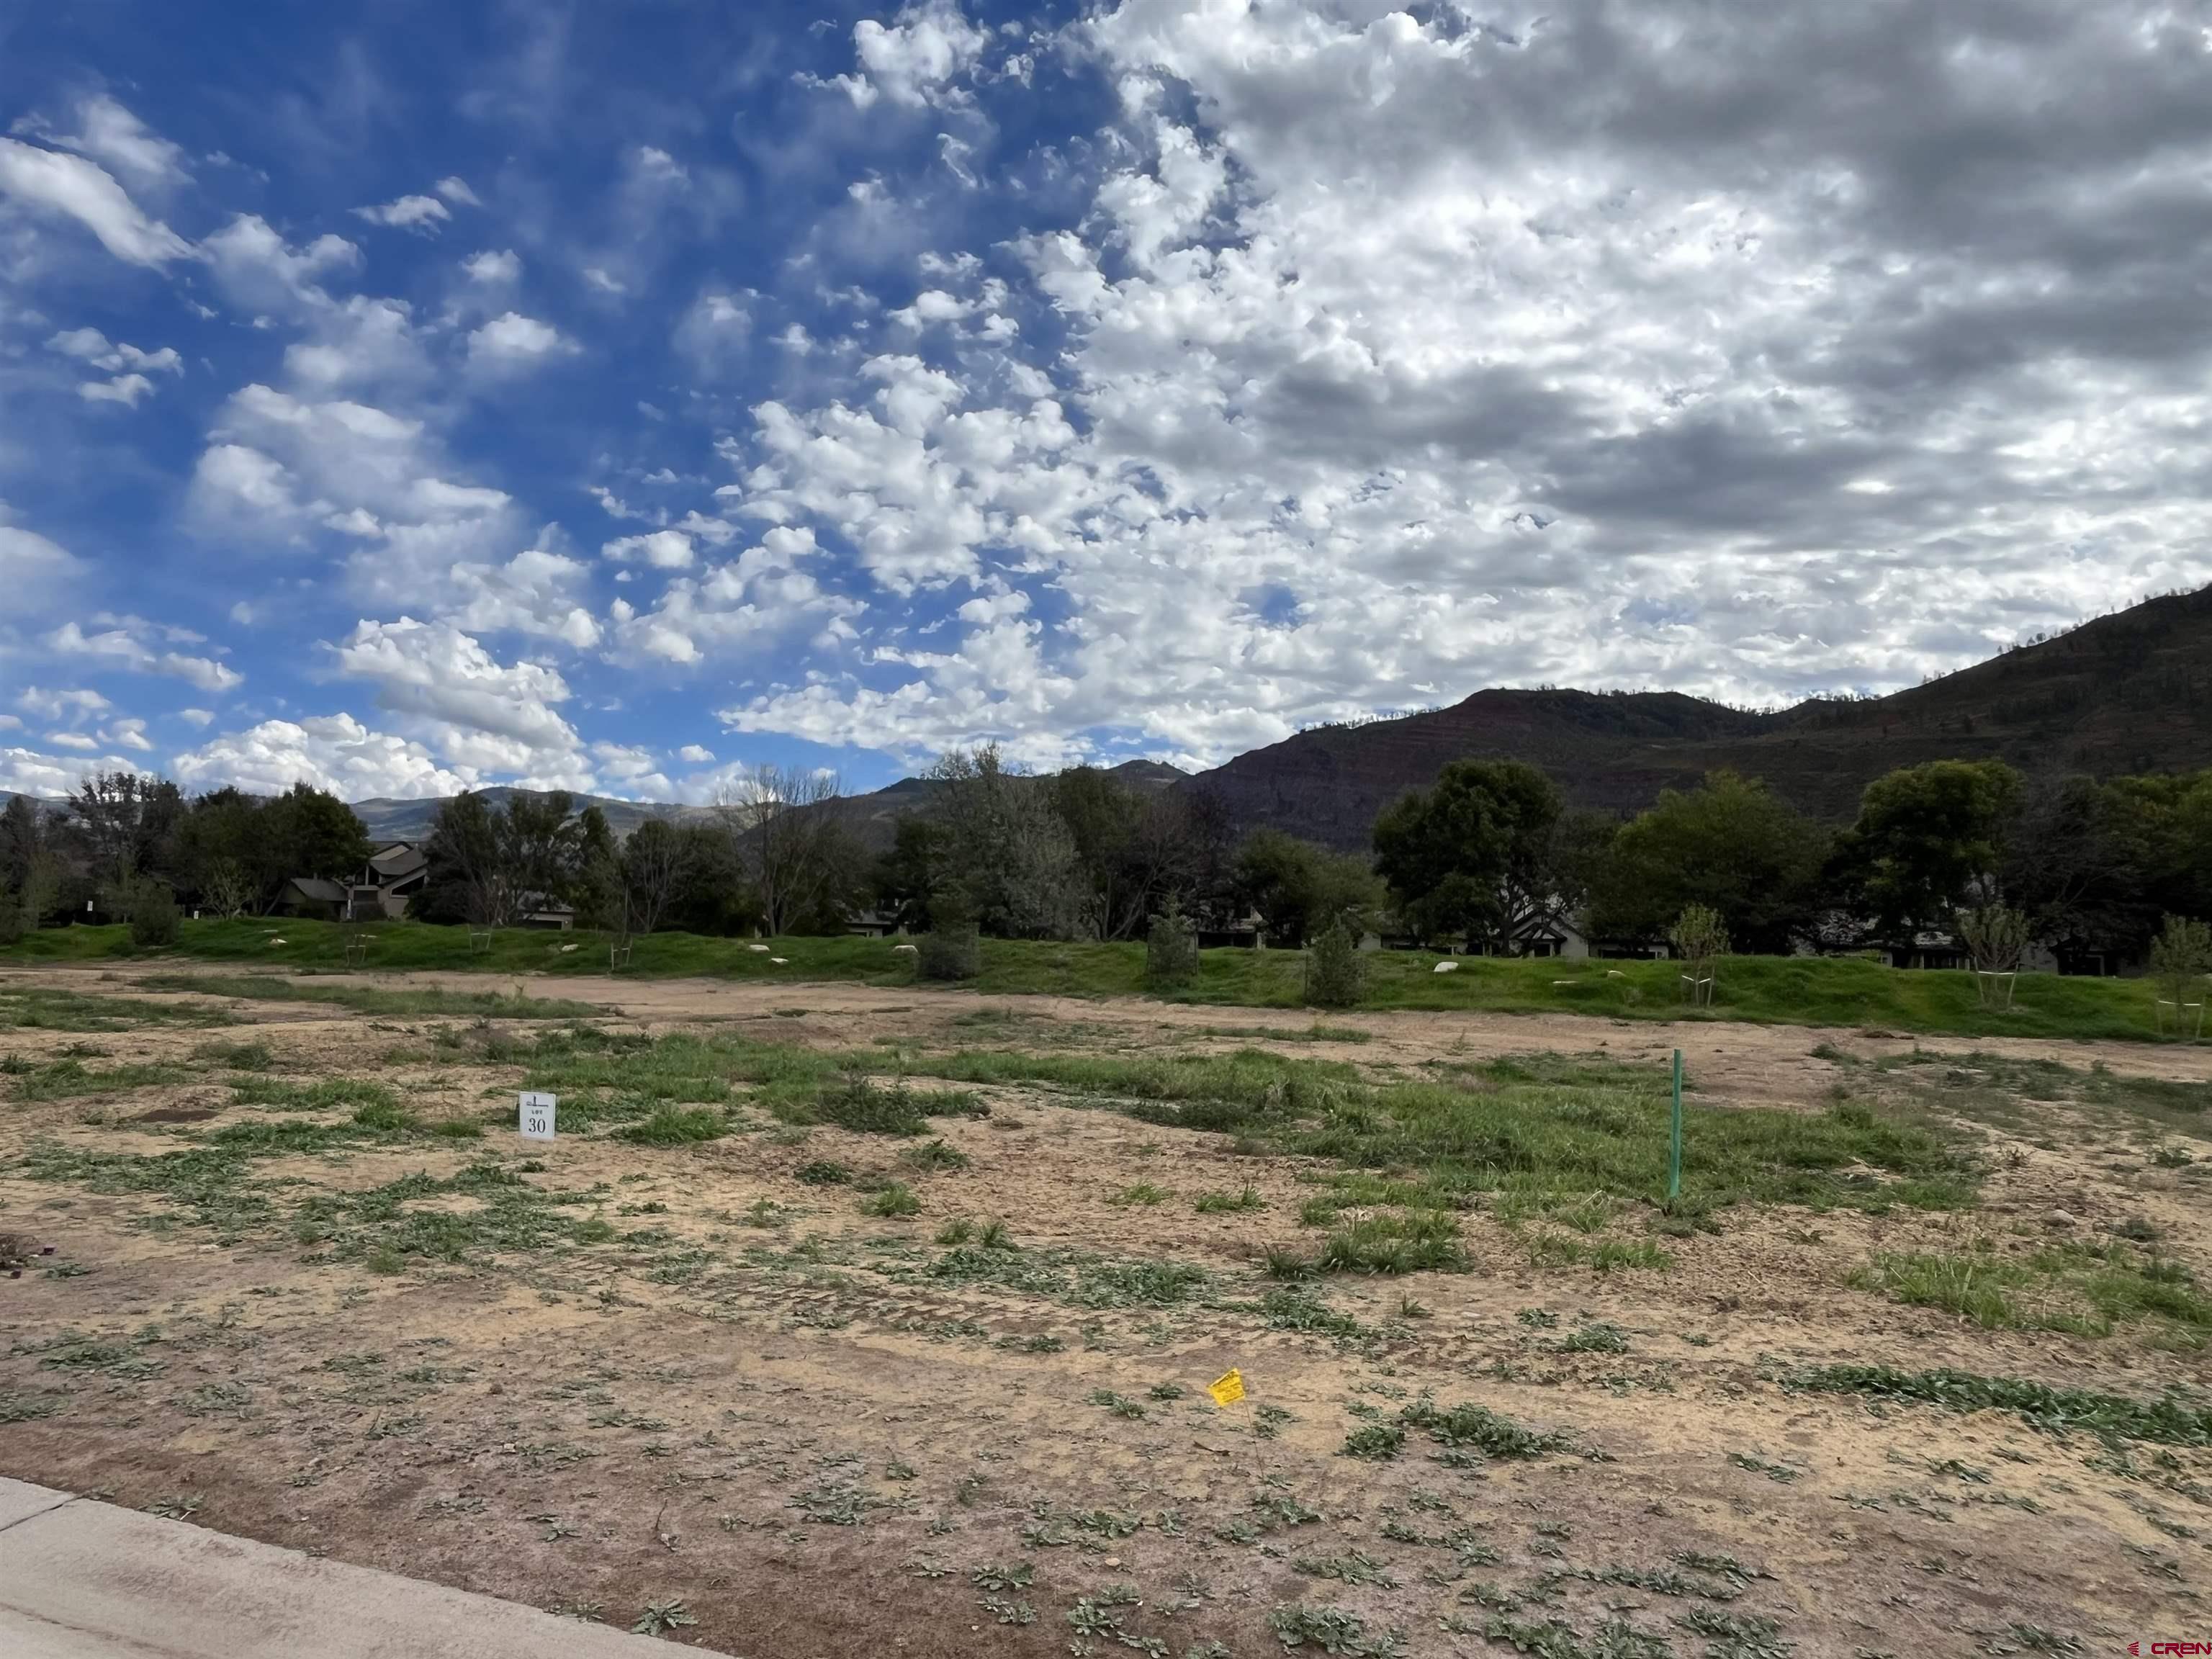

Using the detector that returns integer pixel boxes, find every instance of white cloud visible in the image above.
[104,719,153,752]
[463,248,520,284]
[78,373,156,407]
[48,328,183,375]
[434,176,481,207]
[828,0,990,110]
[607,526,850,667]
[0,516,88,613]
[48,620,243,692]
[174,713,467,799]
[0,745,146,796]
[178,709,214,727]
[467,310,575,368]
[200,214,361,314]
[449,544,603,649]
[333,616,590,785]
[0,135,193,265]
[46,732,97,752]
[354,193,451,231]
[677,744,714,765]
[583,266,626,295]
[602,529,693,570]
[31,94,190,191]
[18,687,109,722]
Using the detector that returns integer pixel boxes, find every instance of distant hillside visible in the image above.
[350,788,719,843]
[1191,585,2212,846]
[826,757,1188,852]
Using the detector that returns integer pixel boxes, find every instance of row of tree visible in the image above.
[7,750,2208,965]
[1368,755,2206,962]
[1,775,374,938]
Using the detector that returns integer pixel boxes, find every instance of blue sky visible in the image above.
[3,1,2209,803]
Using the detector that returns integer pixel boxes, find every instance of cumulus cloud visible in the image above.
[691,0,2212,767]
[827,0,990,110]
[354,193,451,231]
[463,248,520,284]
[199,214,361,315]
[20,94,191,192]
[0,134,192,264]
[333,616,591,785]
[0,745,147,796]
[467,310,576,368]
[174,713,467,798]
[434,176,481,207]
[48,619,243,692]
[601,529,694,570]
[0,516,88,613]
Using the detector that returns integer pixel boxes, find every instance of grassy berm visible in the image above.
[1,914,2179,1041]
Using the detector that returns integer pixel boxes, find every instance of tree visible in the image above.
[264,784,372,889]
[1371,760,1561,950]
[419,792,508,925]
[1668,903,1729,1005]
[1586,772,1828,953]
[66,772,184,897]
[929,745,1086,939]
[1051,767,1146,938]
[1834,759,2023,940]
[717,765,856,936]
[872,816,950,933]
[1233,829,1383,944]
[616,816,687,936]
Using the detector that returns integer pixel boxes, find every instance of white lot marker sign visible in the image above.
[518,1091,557,1142]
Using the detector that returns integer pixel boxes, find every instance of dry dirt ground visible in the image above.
[2,963,2208,1658]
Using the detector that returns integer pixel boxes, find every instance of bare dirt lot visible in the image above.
[2,964,2207,1658]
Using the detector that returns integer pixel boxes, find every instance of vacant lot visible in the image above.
[2,964,2206,1657]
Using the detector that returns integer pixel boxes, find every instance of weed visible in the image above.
[1267,1603,1403,1655]
[902,1137,971,1171]
[796,1160,851,1184]
[1295,1551,1399,1588]
[1111,1182,1170,1207]
[1196,1183,1266,1213]
[1264,1246,1320,1281]
[1090,1389,1147,1420]
[1517,1307,1559,1328]
[863,1182,920,1218]
[1149,1380,1187,1401]
[1561,1322,1629,1354]
[1726,1452,1799,1483]
[1262,1287,1366,1340]
[1786,1364,2212,1446]
[1341,1422,1406,1460]
[936,1218,975,1246]
[980,1596,1036,1625]
[631,1600,697,1636]
[972,1562,1035,1591]
[1401,1397,1576,1460]
[1673,1607,1789,1659]
[145,1493,203,1521]
[619,1106,729,1145]
[1319,1211,1467,1274]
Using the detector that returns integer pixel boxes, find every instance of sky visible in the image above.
[2,1,2209,804]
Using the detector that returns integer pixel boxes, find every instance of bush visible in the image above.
[1302,924,1365,1009]
[2150,915,2212,1037]
[919,924,981,982]
[129,883,181,950]
[1144,902,1200,991]
[1668,903,1728,1005]
[0,894,23,947]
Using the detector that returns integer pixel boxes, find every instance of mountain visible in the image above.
[1190,585,2212,846]
[349,788,719,843]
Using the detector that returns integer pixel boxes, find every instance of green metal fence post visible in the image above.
[1668,1048,1683,1204]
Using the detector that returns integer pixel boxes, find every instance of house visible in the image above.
[845,907,904,939]
[276,876,348,921]
[276,841,431,923]
[1509,912,1591,961]
[346,842,429,922]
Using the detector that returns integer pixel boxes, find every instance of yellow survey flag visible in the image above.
[1208,1368,1246,1407]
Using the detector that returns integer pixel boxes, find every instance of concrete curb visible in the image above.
[0,1478,698,1658]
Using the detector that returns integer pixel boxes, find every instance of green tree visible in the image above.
[929,745,1085,939]
[1586,772,1828,953]
[1233,829,1383,945]
[1835,759,2024,939]
[264,785,372,887]
[1371,760,1560,949]
[872,815,950,932]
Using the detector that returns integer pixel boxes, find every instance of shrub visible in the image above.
[918,925,981,981]
[0,893,23,947]
[1669,903,1728,1005]
[2149,915,2212,1037]
[1144,902,1200,991]
[817,1075,927,1136]
[129,883,181,950]
[1302,924,1366,1010]
[618,1106,729,1145]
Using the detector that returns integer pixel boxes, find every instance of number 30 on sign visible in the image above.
[518,1091,557,1141]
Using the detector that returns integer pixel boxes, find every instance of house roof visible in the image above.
[287,876,347,904]
[369,843,428,880]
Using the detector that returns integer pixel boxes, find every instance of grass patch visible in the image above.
[293,1163,585,1264]
[1318,1211,1467,1275]
[863,1182,920,1217]
[1785,1363,2212,1445]
[1195,1182,1266,1213]
[1401,1397,1577,1460]
[10,1058,190,1100]
[0,985,235,1031]
[1854,1246,2212,1338]
[140,972,605,1021]
[616,1106,729,1146]
[230,1076,397,1112]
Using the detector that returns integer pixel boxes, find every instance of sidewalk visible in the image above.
[0,1478,691,1658]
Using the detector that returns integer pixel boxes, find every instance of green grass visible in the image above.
[0,984,235,1030]
[1854,1245,2212,1339]
[230,1076,398,1112]
[616,1106,729,1145]
[1785,1363,2212,1445]
[8,1058,191,1100]
[5,917,2176,1042]
[136,971,606,1020]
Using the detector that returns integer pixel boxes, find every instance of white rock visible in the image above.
[2044,1208,2077,1228]
[893,943,919,953]
[747,943,770,953]
[1433,961,1459,974]
[770,956,789,965]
